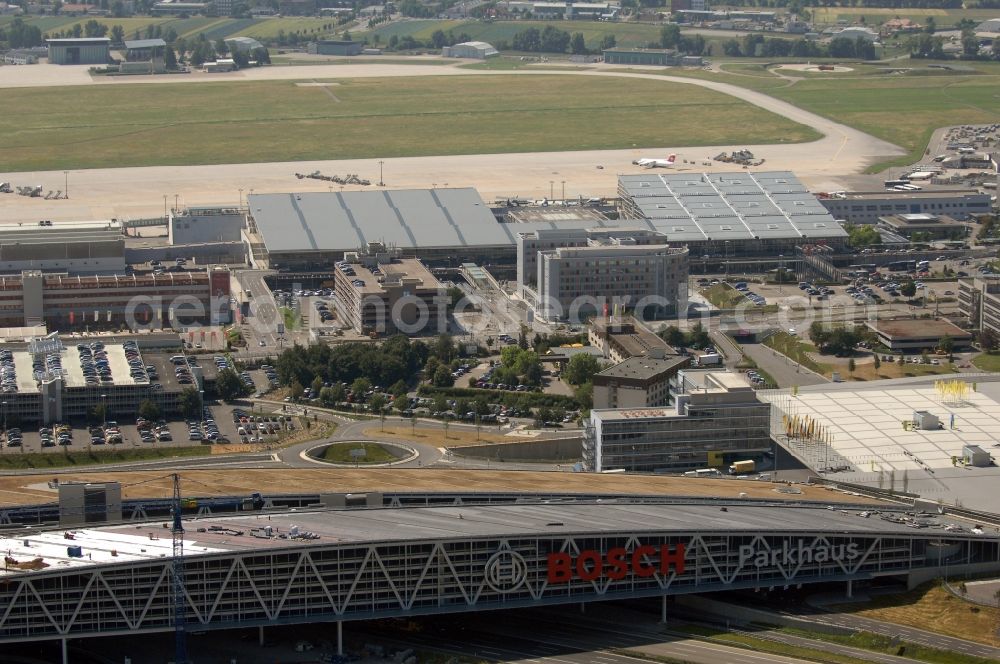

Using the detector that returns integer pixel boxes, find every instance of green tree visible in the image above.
[845,224,882,247]
[600,34,616,50]
[288,380,304,402]
[979,328,999,352]
[369,393,386,415]
[432,393,449,414]
[394,392,409,414]
[164,45,177,69]
[847,358,856,375]
[351,377,371,397]
[110,24,125,46]
[574,382,593,410]
[873,354,881,372]
[686,322,710,349]
[216,368,247,401]
[900,281,917,298]
[215,38,228,56]
[563,353,603,386]
[571,32,587,54]
[431,29,447,49]
[319,386,336,406]
[432,365,455,387]
[939,335,954,359]
[138,399,161,422]
[661,325,686,347]
[433,333,456,363]
[179,387,202,419]
[311,375,324,395]
[660,23,680,49]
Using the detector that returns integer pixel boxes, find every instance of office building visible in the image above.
[865,319,972,352]
[583,371,771,472]
[876,213,969,240]
[818,190,992,224]
[591,350,690,409]
[960,276,1000,336]
[588,315,675,363]
[532,235,688,321]
[333,246,445,336]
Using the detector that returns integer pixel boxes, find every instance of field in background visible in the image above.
[0,74,819,171]
[0,15,340,41]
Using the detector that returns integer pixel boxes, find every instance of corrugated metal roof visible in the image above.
[124,38,166,48]
[619,172,847,241]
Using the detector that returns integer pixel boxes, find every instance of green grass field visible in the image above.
[0,75,818,171]
[769,72,1000,170]
[320,441,399,463]
[0,15,338,41]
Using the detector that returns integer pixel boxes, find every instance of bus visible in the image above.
[884,179,908,188]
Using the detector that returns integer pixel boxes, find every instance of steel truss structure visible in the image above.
[0,529,995,645]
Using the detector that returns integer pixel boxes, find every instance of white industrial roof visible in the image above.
[620,172,846,242]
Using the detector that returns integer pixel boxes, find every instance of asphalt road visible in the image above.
[376,605,820,664]
[741,342,829,388]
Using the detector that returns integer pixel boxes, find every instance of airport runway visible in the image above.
[0,63,904,224]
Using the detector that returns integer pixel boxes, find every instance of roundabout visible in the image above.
[302,440,418,467]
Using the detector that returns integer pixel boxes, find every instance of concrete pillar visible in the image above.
[258,624,264,646]
[61,637,68,664]
[661,595,668,624]
[337,621,343,656]
[845,579,853,599]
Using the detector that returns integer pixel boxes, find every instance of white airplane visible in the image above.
[632,153,677,169]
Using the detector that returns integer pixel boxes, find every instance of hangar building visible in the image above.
[441,41,498,58]
[46,37,110,65]
[0,221,125,274]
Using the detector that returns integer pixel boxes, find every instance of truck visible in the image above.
[729,460,756,475]
[696,353,722,366]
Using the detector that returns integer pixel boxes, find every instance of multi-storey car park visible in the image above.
[1,495,997,663]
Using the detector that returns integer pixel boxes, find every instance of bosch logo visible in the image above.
[484,550,528,594]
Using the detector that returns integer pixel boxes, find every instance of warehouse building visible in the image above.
[441,41,498,59]
[526,229,689,322]
[818,189,992,225]
[0,221,125,274]
[46,37,110,65]
[0,267,231,329]
[584,371,771,472]
[333,245,445,336]
[618,172,848,256]
[307,39,363,56]
[592,349,690,410]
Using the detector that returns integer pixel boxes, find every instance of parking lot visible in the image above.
[0,403,290,454]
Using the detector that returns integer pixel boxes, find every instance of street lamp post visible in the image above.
[561,180,565,201]
[64,171,69,199]
[378,160,385,187]
[239,188,243,208]
[549,181,554,200]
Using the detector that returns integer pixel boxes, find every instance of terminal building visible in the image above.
[818,189,992,225]
[584,371,771,472]
[618,172,848,256]
[517,228,688,321]
[0,221,125,274]
[333,246,445,336]
[865,319,973,352]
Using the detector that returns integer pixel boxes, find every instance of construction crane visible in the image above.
[171,473,189,664]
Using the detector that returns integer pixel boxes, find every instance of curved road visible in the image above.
[0,63,904,223]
